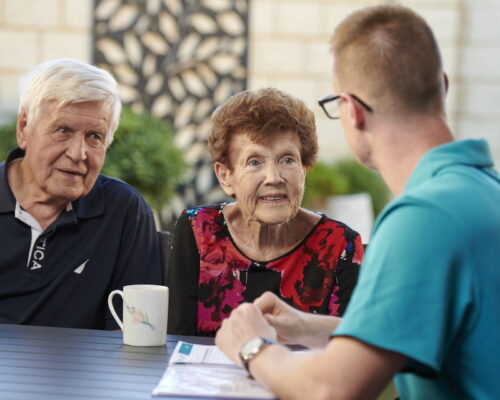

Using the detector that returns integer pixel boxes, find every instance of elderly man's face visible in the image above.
[17,101,110,203]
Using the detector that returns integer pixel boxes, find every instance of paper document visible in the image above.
[168,341,234,365]
[152,341,277,399]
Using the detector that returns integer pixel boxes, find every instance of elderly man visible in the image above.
[0,59,162,329]
[215,5,500,399]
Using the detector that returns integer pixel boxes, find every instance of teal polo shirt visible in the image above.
[334,139,500,399]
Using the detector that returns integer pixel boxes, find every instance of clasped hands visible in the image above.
[215,291,332,366]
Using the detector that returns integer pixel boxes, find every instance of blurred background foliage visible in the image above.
[303,159,391,217]
[102,107,186,216]
[0,119,18,157]
[0,107,186,224]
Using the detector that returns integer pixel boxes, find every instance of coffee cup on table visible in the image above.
[108,284,168,346]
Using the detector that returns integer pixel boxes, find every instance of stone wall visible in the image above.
[456,0,500,164]
[247,0,500,167]
[1,0,499,166]
[0,0,92,120]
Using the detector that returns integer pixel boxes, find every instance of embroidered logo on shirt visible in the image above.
[74,259,89,274]
[30,237,47,271]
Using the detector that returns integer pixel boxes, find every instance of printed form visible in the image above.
[152,341,277,399]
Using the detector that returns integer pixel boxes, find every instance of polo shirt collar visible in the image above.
[404,139,495,192]
[0,147,104,219]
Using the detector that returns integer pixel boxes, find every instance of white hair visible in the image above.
[18,58,122,146]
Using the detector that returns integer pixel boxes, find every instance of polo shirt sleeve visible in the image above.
[105,195,162,330]
[333,201,474,376]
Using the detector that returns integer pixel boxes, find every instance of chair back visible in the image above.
[158,230,173,286]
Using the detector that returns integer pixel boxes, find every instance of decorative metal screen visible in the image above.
[92,0,249,219]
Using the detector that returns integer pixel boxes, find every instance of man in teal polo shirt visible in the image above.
[215,5,500,399]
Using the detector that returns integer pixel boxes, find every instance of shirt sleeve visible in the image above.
[166,210,200,335]
[104,195,162,330]
[333,202,474,376]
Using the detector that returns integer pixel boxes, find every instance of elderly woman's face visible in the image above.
[218,131,307,225]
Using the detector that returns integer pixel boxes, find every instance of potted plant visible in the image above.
[303,159,390,241]
[102,107,186,223]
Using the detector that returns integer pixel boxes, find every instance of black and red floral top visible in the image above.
[167,204,364,336]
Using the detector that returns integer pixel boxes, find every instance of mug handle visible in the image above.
[107,290,124,331]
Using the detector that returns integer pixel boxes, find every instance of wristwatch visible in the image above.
[239,337,275,378]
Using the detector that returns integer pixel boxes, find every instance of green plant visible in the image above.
[102,107,186,214]
[0,118,18,160]
[303,159,390,216]
[0,108,186,218]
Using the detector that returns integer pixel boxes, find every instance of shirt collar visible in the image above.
[0,147,104,218]
[404,139,496,192]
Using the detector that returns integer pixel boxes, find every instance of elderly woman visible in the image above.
[167,88,364,336]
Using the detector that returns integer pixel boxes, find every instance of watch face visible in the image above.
[240,337,264,360]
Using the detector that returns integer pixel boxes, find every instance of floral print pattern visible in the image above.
[187,205,363,335]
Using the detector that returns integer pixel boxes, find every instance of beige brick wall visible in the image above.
[248,0,500,167]
[249,0,463,162]
[0,0,498,166]
[455,0,500,165]
[0,0,92,121]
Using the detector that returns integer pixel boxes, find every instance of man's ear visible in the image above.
[16,109,29,149]
[345,95,366,130]
[214,162,235,197]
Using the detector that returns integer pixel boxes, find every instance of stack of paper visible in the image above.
[152,341,277,399]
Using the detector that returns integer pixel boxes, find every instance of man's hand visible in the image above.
[254,292,340,348]
[254,292,305,345]
[215,302,277,365]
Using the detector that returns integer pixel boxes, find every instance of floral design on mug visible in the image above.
[124,302,156,330]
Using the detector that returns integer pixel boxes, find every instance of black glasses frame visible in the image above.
[318,93,373,120]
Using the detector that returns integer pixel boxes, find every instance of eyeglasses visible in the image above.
[318,93,373,120]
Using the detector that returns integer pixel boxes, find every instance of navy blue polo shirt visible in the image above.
[0,148,162,329]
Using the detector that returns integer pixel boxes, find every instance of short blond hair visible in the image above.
[331,5,444,116]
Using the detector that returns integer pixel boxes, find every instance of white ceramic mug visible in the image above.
[108,284,168,346]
